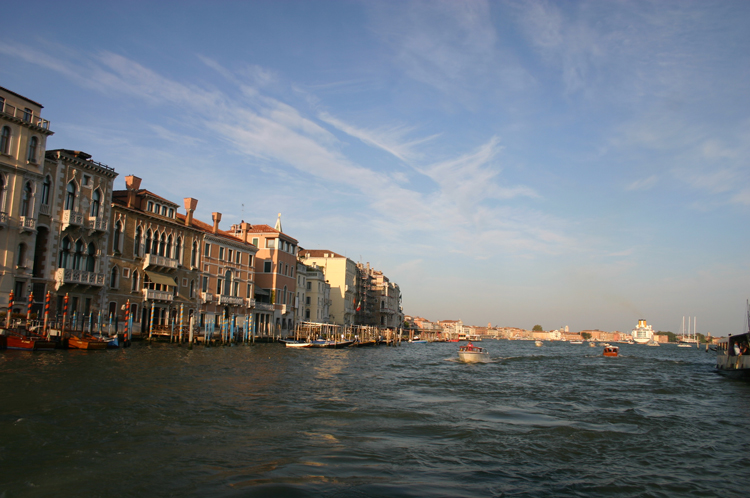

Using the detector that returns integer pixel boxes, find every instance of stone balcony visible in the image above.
[62,210,84,230]
[88,217,107,232]
[39,204,51,216]
[55,268,105,289]
[142,288,173,302]
[18,216,35,231]
[255,302,274,312]
[201,292,214,303]
[218,295,244,306]
[245,298,256,308]
[143,253,178,272]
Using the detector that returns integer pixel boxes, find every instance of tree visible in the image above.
[581,332,592,341]
[657,331,676,342]
[532,324,543,332]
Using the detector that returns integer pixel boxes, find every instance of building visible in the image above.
[355,262,403,329]
[108,176,203,335]
[0,87,54,314]
[228,214,298,337]
[303,262,331,323]
[299,249,357,327]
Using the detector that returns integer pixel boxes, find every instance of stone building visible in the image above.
[302,262,331,323]
[298,249,357,327]
[108,176,203,335]
[0,86,54,314]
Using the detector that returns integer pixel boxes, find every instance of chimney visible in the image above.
[125,175,142,209]
[212,212,222,234]
[240,221,249,240]
[184,198,198,227]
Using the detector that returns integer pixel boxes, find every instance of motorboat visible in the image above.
[715,302,750,376]
[535,340,543,347]
[603,346,619,357]
[280,339,312,348]
[458,343,490,363]
[68,334,109,350]
[1,328,56,351]
[569,340,583,344]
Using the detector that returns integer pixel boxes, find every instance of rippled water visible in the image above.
[2,340,749,497]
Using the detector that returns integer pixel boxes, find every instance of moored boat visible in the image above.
[715,302,750,376]
[2,329,56,351]
[68,334,109,350]
[603,346,619,357]
[458,342,490,363]
[281,339,312,348]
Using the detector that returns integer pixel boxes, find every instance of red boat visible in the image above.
[68,334,109,350]
[4,331,57,351]
[603,346,619,357]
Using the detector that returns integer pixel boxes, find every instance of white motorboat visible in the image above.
[535,340,543,347]
[458,343,490,363]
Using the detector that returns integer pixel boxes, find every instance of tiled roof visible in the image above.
[300,249,345,258]
[245,224,298,243]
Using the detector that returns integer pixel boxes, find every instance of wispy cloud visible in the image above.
[626,175,657,191]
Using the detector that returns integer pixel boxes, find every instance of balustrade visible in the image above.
[55,268,105,287]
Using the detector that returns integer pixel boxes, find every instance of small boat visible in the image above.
[569,340,583,344]
[535,340,543,347]
[588,342,597,347]
[281,339,312,348]
[68,334,109,350]
[603,346,619,357]
[2,329,56,351]
[458,342,490,363]
[309,338,354,348]
[409,340,428,343]
[646,338,660,347]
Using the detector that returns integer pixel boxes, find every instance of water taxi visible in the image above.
[603,346,619,357]
[458,343,490,363]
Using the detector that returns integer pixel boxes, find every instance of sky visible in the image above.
[2,0,749,335]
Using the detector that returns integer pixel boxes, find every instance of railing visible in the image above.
[255,302,274,312]
[55,268,105,287]
[218,295,244,306]
[143,253,178,270]
[18,216,35,230]
[280,304,288,314]
[62,210,84,229]
[39,204,50,216]
[201,292,214,303]
[142,289,173,302]
[0,102,51,130]
[88,217,107,231]
[245,298,256,308]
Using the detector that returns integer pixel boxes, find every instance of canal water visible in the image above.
[1,340,749,497]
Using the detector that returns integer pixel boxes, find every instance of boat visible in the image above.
[569,340,583,344]
[646,338,660,347]
[457,343,490,363]
[631,319,655,344]
[588,342,597,347]
[535,340,543,347]
[1,329,56,351]
[409,339,428,343]
[603,346,619,357]
[678,316,699,347]
[68,334,109,350]
[309,338,354,348]
[285,341,312,348]
[716,302,750,376]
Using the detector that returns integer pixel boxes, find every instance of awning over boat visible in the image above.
[145,271,177,287]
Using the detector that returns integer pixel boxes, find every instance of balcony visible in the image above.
[39,204,51,216]
[55,268,105,288]
[0,211,8,228]
[18,216,35,231]
[218,295,244,306]
[201,292,214,303]
[142,289,173,302]
[143,253,178,272]
[62,210,84,230]
[88,217,108,232]
[0,102,51,130]
[245,298,256,308]
[280,304,288,314]
[255,302,274,312]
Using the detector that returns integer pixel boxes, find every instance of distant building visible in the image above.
[299,249,356,326]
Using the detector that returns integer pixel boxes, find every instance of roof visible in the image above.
[111,189,178,207]
[0,86,44,108]
[176,212,256,249]
[245,224,298,243]
[300,249,345,259]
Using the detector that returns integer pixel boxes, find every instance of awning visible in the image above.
[145,271,177,287]
[254,288,270,296]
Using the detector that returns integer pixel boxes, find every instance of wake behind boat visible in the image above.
[458,342,490,363]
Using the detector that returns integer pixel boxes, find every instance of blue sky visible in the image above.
[2,1,749,335]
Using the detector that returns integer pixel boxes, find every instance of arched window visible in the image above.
[91,189,101,217]
[27,136,38,163]
[17,243,26,267]
[134,226,142,257]
[73,240,84,270]
[86,243,96,272]
[113,221,122,253]
[0,174,5,211]
[20,181,33,217]
[166,235,173,259]
[224,270,232,295]
[110,266,119,288]
[0,126,10,155]
[151,231,159,254]
[159,233,166,256]
[41,176,51,205]
[59,237,71,268]
[132,270,140,292]
[175,236,182,264]
[190,240,197,267]
[145,230,152,255]
[65,182,76,210]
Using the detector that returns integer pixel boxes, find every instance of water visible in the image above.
[2,341,749,497]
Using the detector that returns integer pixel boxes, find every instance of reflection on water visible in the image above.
[1,341,749,497]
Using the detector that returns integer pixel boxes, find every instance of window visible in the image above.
[264,261,272,273]
[145,230,152,255]
[175,236,182,264]
[151,231,159,254]
[217,278,222,294]
[86,243,96,272]
[248,255,253,267]
[168,208,174,218]
[154,203,160,214]
[166,235,173,259]
[202,276,208,292]
[266,239,276,249]
[131,270,140,292]
[227,249,233,262]
[134,226,142,257]
[204,243,210,258]
[246,283,251,298]
[236,251,242,264]
[307,281,311,290]
[20,181,32,217]
[252,237,259,247]
[159,233,166,256]
[65,182,76,210]
[190,280,195,298]
[59,237,71,268]
[219,247,225,260]
[41,176,51,205]
[27,136,38,163]
[83,175,91,186]
[161,206,167,216]
[91,189,101,217]
[191,240,198,267]
[23,108,32,122]
[283,285,287,304]
[0,126,10,155]
[306,296,311,305]
[233,282,239,297]
[284,264,289,276]
[224,270,232,295]
[110,266,119,288]
[17,243,26,267]
[113,221,123,253]
[147,201,154,212]
[0,96,4,112]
